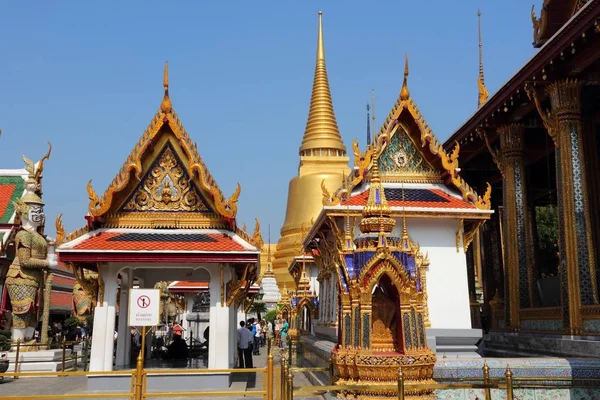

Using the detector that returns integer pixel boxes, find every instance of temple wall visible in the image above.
[396,218,471,330]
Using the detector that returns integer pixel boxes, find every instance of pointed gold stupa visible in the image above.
[299,11,347,154]
[273,11,350,285]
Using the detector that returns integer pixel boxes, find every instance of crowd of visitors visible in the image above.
[237,317,289,368]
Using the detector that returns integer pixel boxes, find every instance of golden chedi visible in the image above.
[273,11,350,286]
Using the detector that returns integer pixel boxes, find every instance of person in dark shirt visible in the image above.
[66,325,81,342]
[167,335,189,360]
[130,326,141,365]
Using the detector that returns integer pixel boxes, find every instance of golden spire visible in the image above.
[477,9,489,107]
[264,225,276,278]
[400,54,410,101]
[343,173,354,252]
[161,61,172,113]
[299,11,346,155]
[359,153,395,235]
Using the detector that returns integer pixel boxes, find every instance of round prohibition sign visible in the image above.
[137,295,151,309]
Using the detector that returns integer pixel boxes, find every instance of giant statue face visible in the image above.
[27,204,46,228]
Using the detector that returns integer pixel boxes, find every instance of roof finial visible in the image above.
[317,11,324,61]
[477,9,489,107]
[161,61,172,113]
[400,54,410,101]
[299,11,346,155]
[366,103,371,146]
[371,89,376,141]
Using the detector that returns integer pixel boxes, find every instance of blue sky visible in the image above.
[0,1,537,240]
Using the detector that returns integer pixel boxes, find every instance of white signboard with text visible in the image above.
[128,289,160,326]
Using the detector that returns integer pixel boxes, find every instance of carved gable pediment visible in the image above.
[120,142,213,214]
[378,126,437,178]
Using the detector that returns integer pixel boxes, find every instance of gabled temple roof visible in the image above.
[0,169,28,250]
[325,55,491,212]
[58,228,259,263]
[85,63,242,228]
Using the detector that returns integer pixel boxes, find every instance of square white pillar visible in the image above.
[89,264,118,372]
[207,266,231,369]
[115,270,131,368]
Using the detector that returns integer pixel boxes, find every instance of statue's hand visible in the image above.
[46,236,56,246]
[47,253,58,269]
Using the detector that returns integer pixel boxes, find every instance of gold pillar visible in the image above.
[482,123,535,330]
[546,80,598,333]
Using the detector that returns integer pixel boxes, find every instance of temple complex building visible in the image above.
[303,56,493,358]
[273,11,350,287]
[444,0,600,357]
[56,64,262,391]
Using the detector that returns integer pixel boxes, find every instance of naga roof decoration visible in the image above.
[324,55,491,211]
[86,62,242,226]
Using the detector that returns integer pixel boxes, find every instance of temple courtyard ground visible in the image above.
[0,348,323,400]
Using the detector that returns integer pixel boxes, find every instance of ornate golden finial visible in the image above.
[359,152,395,235]
[400,54,410,101]
[55,214,66,246]
[343,173,354,252]
[477,9,489,107]
[161,61,172,113]
[299,11,346,155]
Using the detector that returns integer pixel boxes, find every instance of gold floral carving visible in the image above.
[250,218,264,249]
[225,263,256,307]
[122,146,207,212]
[463,220,484,252]
[86,71,241,221]
[455,219,463,253]
[525,82,559,146]
[55,214,66,246]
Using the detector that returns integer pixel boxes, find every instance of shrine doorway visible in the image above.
[371,274,401,352]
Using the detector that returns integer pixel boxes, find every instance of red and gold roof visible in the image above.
[57,63,262,265]
[58,228,259,263]
[322,55,492,215]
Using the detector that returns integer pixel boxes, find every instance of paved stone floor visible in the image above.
[0,345,322,400]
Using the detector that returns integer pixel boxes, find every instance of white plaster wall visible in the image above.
[391,218,471,330]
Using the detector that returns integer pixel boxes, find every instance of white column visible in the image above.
[229,301,236,368]
[89,264,119,372]
[208,266,231,369]
[115,270,131,368]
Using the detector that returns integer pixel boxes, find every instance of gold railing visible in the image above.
[3,336,600,399]
[0,337,277,400]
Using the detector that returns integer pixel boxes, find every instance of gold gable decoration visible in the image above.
[86,62,242,221]
[120,144,210,213]
[329,54,492,211]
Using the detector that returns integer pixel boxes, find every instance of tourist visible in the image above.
[280,319,289,349]
[167,335,188,360]
[253,320,262,355]
[237,321,253,368]
[130,326,141,365]
[172,321,184,339]
[266,319,273,345]
[275,318,281,346]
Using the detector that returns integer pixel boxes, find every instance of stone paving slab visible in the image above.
[0,345,323,400]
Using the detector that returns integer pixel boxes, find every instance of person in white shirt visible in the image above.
[253,321,262,355]
[237,321,253,368]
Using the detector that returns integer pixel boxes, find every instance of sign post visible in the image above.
[128,289,160,400]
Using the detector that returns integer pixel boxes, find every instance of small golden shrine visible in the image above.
[329,151,436,399]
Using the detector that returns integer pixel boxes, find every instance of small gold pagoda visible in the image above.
[331,151,436,399]
[273,11,350,286]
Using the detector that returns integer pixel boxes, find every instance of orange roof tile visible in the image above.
[72,232,246,252]
[342,187,475,209]
[170,281,209,288]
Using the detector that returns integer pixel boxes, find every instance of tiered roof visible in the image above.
[57,64,261,262]
[320,55,492,218]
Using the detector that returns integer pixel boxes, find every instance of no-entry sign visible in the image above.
[128,289,160,326]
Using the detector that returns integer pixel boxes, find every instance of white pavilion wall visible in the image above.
[392,217,471,330]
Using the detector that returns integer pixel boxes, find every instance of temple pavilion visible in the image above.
[443,0,600,357]
[56,64,262,390]
[303,56,493,357]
